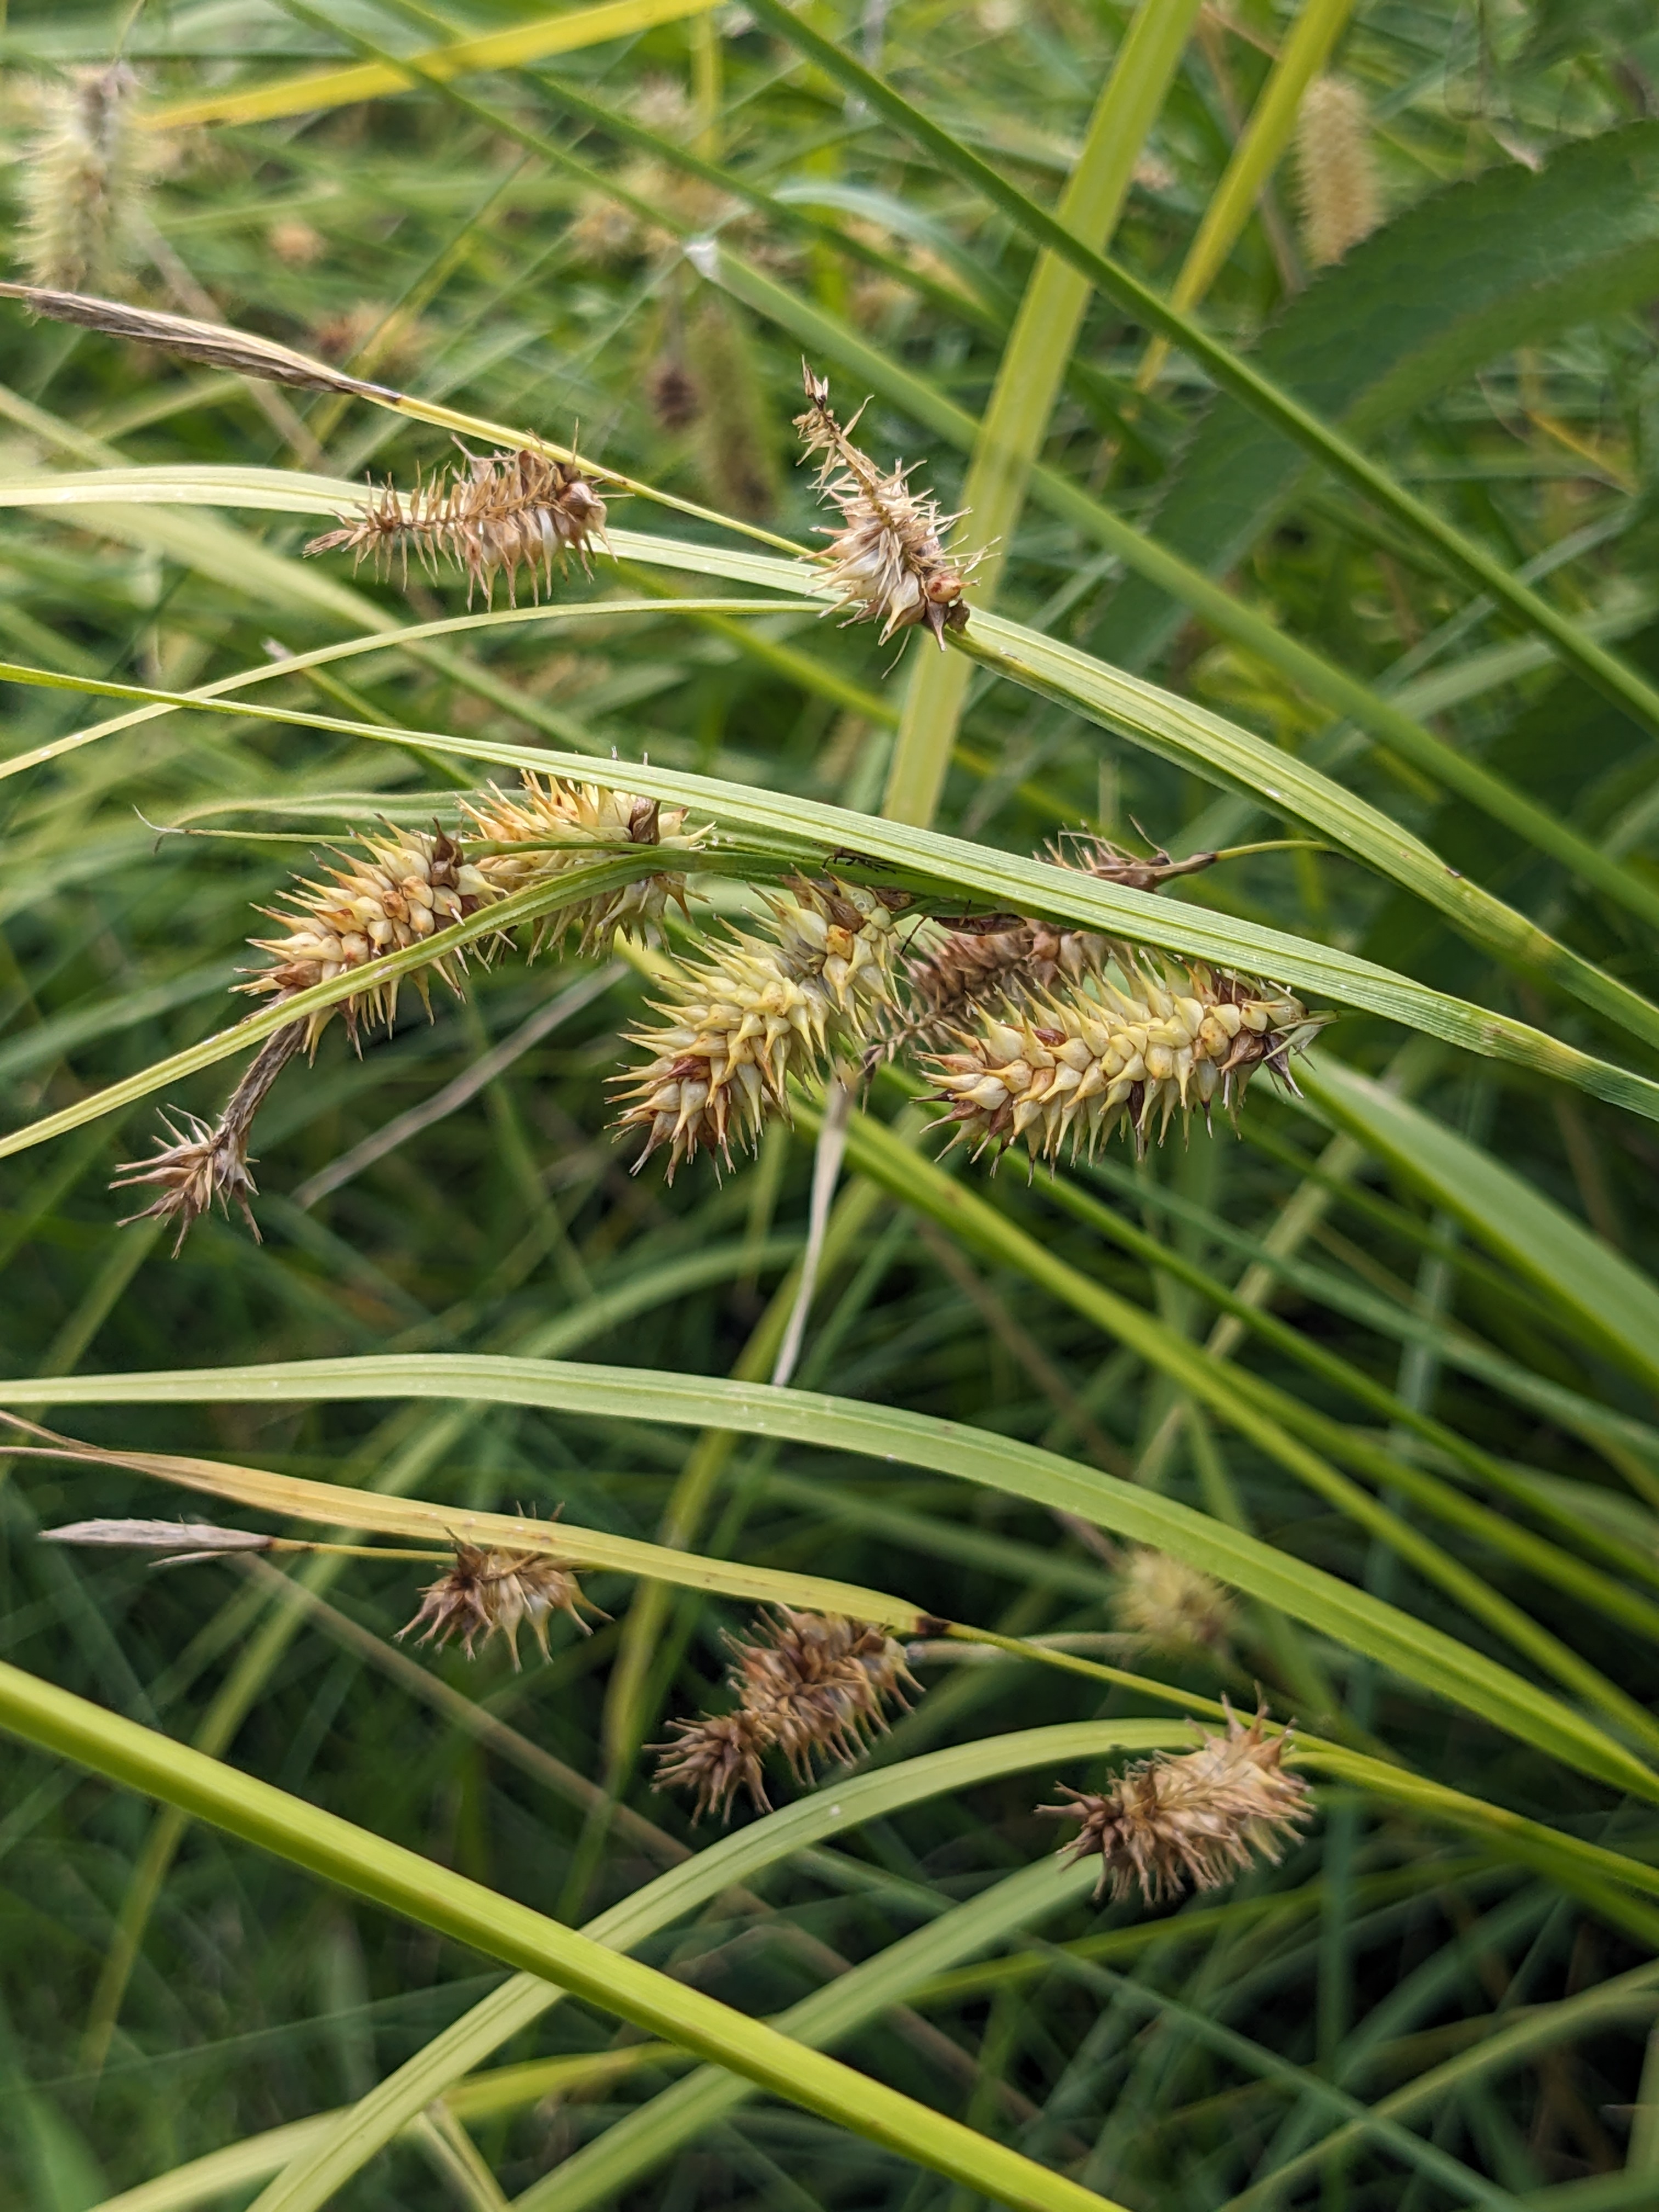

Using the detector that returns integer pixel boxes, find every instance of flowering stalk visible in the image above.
[795,363,978,647]
[654,1608,919,1821]
[1042,1701,1312,1905]
[20,65,145,296]
[399,1542,602,1669]
[928,949,1321,1163]
[459,775,700,955]
[306,448,610,605]
[613,876,904,1175]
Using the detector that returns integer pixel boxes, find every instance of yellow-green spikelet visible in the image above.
[614,879,900,1173]
[928,950,1317,1163]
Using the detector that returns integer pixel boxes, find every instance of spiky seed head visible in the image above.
[267,218,324,266]
[647,355,702,431]
[794,362,979,648]
[239,825,496,1049]
[112,1021,306,1252]
[461,773,701,955]
[1041,1701,1312,1905]
[1112,1547,1235,1656]
[1296,75,1382,270]
[306,448,610,606]
[654,1607,920,1821]
[613,878,901,1176]
[927,950,1321,1165]
[653,1710,772,1822]
[397,1543,600,1669]
[21,64,145,296]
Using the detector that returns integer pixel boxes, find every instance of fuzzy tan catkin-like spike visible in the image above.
[1042,1701,1312,1905]
[1296,75,1382,270]
[398,1543,601,1669]
[305,448,610,606]
[795,362,978,648]
[239,825,496,1049]
[687,296,781,520]
[1112,1547,1235,1656]
[20,65,144,296]
[927,950,1321,1165]
[112,1020,306,1252]
[653,1608,919,1821]
[462,773,701,955]
[613,877,902,1176]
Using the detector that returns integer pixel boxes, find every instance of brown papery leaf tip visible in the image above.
[1040,1701,1312,1906]
[42,1519,274,1559]
[652,1608,920,1822]
[397,1543,601,1670]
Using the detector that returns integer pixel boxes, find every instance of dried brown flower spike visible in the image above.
[614,877,902,1175]
[1042,1702,1312,1905]
[795,364,977,647]
[654,1608,918,1821]
[240,825,495,1049]
[398,1542,601,1669]
[113,1022,306,1252]
[306,448,610,605]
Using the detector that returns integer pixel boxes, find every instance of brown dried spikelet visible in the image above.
[462,773,702,955]
[398,1542,601,1669]
[306,448,610,606]
[928,950,1323,1165]
[795,362,978,647]
[112,1022,306,1252]
[20,64,146,296]
[646,354,701,432]
[613,877,902,1176]
[1112,1547,1235,1656]
[268,218,324,267]
[309,301,425,381]
[1296,75,1383,270]
[239,824,497,1050]
[1041,1701,1312,1905]
[654,1609,918,1822]
[687,298,781,518]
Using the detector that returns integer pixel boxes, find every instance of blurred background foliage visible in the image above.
[6,0,1659,2207]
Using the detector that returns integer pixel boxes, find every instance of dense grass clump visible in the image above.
[5,3,1659,2208]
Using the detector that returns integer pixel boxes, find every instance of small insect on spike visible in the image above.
[653,1607,921,1822]
[306,448,610,606]
[794,360,980,650]
[398,1543,602,1670]
[1040,1701,1312,1906]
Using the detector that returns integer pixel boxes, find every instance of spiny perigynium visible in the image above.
[1295,75,1383,270]
[1042,1701,1311,1905]
[654,1609,919,1821]
[928,949,1319,1164]
[112,1023,305,1252]
[887,835,1219,1056]
[19,65,146,296]
[398,1543,602,1668]
[613,877,904,1175]
[306,448,610,606]
[240,825,492,1049]
[1111,1547,1235,1657]
[795,362,979,647]
[460,774,701,955]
